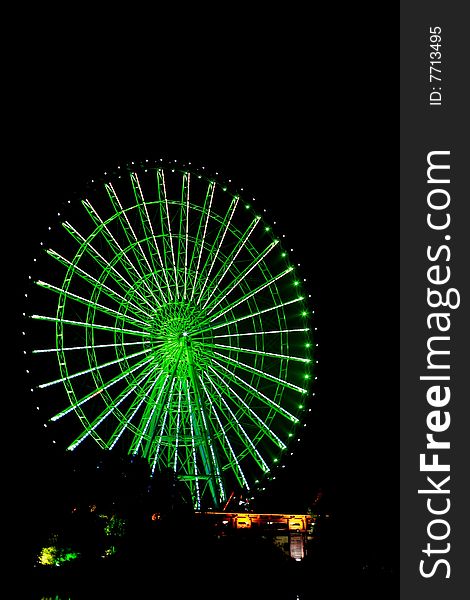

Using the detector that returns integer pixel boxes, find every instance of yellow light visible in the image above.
[38,546,56,566]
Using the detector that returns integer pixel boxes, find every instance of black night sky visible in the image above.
[16,15,398,600]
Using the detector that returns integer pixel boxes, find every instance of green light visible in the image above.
[298,404,304,409]
[38,546,80,566]
[31,166,313,512]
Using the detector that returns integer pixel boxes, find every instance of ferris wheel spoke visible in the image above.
[193,296,304,337]
[150,410,169,475]
[208,365,286,450]
[210,357,299,424]
[150,378,177,474]
[130,374,170,456]
[199,215,261,310]
[105,182,167,303]
[213,350,307,394]
[107,368,166,450]
[33,340,143,354]
[62,221,158,313]
[186,381,202,509]
[180,172,190,300]
[157,169,179,298]
[131,172,174,301]
[68,361,157,451]
[203,370,270,473]
[38,347,152,390]
[185,378,224,507]
[194,195,239,305]
[210,342,311,364]
[184,340,224,505]
[51,354,156,422]
[206,266,294,326]
[31,314,152,338]
[147,344,185,466]
[35,280,150,331]
[82,199,161,306]
[172,380,183,472]
[213,327,309,339]
[189,180,215,301]
[197,374,249,490]
[203,239,279,315]
[46,249,154,321]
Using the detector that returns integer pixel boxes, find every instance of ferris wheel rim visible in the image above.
[29,163,315,509]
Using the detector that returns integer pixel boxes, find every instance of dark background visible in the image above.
[14,12,397,598]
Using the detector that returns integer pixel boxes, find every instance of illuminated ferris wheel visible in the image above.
[28,161,315,509]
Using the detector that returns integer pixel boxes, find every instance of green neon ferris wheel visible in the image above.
[29,162,315,510]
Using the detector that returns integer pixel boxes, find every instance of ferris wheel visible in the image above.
[28,161,315,509]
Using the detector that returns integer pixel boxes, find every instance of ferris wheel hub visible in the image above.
[147,300,214,377]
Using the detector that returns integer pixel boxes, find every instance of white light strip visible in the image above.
[196,196,239,305]
[212,358,298,423]
[214,351,307,394]
[36,280,149,329]
[133,172,174,300]
[208,365,286,450]
[40,348,151,389]
[68,365,155,451]
[83,200,161,305]
[200,216,260,309]
[62,221,157,312]
[106,182,166,302]
[190,181,215,301]
[213,343,310,363]
[193,387,225,502]
[187,383,201,510]
[160,169,179,299]
[108,369,159,450]
[31,314,151,338]
[205,239,279,315]
[132,374,170,455]
[151,378,176,475]
[47,248,154,320]
[209,267,293,323]
[184,173,190,300]
[213,328,308,338]
[210,297,304,332]
[204,371,270,472]
[198,374,249,490]
[173,380,182,472]
[33,341,143,354]
[51,356,155,421]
